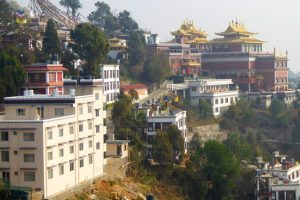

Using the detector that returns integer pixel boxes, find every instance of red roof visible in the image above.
[23,64,68,72]
[121,84,148,91]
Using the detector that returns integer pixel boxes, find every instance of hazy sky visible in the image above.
[18,0,300,72]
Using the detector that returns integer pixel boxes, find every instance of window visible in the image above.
[95,109,100,117]
[59,149,64,157]
[191,86,197,92]
[79,105,83,115]
[69,145,74,154]
[103,118,106,126]
[89,140,92,148]
[225,98,228,103]
[79,143,84,151]
[0,132,8,141]
[88,105,92,113]
[48,152,53,161]
[95,125,100,133]
[89,155,93,164]
[215,107,219,113]
[54,108,64,117]
[47,129,53,140]
[59,165,64,175]
[48,169,53,179]
[70,161,74,171]
[80,159,84,168]
[215,99,218,104]
[79,124,83,132]
[49,72,56,82]
[88,122,92,130]
[221,98,224,104]
[1,151,9,162]
[24,154,35,163]
[69,126,74,135]
[95,93,99,100]
[96,142,100,150]
[23,132,34,141]
[24,171,35,182]
[16,108,25,116]
[59,128,64,137]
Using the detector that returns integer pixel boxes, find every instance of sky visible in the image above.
[18,0,300,72]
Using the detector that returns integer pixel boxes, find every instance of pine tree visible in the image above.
[42,19,61,60]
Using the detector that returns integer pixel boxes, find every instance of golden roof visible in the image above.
[171,19,208,37]
[210,37,265,44]
[187,38,209,44]
[109,37,122,41]
[216,20,257,36]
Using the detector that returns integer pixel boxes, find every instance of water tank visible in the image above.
[23,90,28,96]
[27,90,34,96]
[53,88,59,96]
[69,89,75,96]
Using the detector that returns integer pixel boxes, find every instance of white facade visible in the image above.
[100,64,120,104]
[146,108,187,155]
[188,79,239,116]
[0,81,106,198]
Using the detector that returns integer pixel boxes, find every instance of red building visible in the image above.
[202,20,288,92]
[23,62,68,95]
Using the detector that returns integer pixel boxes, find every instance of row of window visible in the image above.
[215,97,237,105]
[47,141,99,160]
[1,151,34,163]
[103,70,119,79]
[48,155,93,179]
[0,132,34,142]
[47,123,102,140]
[104,81,120,91]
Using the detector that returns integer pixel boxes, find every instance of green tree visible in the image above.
[166,125,184,161]
[70,23,109,77]
[42,19,61,60]
[60,0,82,18]
[0,51,25,102]
[111,94,133,129]
[127,31,146,67]
[142,53,171,85]
[88,1,118,36]
[0,0,14,27]
[61,50,79,77]
[198,99,213,118]
[152,130,173,164]
[270,98,289,127]
[128,88,139,101]
[224,132,253,162]
[117,10,138,33]
[202,140,240,200]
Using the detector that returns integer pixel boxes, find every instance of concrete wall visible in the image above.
[188,124,227,143]
[103,157,128,180]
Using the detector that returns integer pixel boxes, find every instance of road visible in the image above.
[262,139,300,145]
[139,81,170,104]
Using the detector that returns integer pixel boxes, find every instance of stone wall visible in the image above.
[104,157,129,180]
[188,123,227,142]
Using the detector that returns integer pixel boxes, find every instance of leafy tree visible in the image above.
[198,99,213,118]
[117,10,138,33]
[60,0,82,18]
[270,98,289,127]
[0,0,14,27]
[111,94,133,129]
[166,125,184,161]
[42,19,61,60]
[128,88,139,101]
[61,50,79,77]
[201,140,240,200]
[88,1,118,36]
[224,132,253,162]
[153,130,173,164]
[142,53,171,85]
[0,51,25,102]
[127,31,146,67]
[70,23,109,77]
[189,134,203,153]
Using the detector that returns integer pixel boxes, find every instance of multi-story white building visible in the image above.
[0,79,107,198]
[146,107,187,156]
[188,79,239,116]
[99,64,120,104]
[256,151,300,200]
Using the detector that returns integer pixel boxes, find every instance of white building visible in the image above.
[188,79,239,116]
[99,64,120,104]
[256,151,300,200]
[0,79,107,198]
[146,107,187,156]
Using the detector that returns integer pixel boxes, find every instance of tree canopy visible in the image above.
[142,53,171,85]
[117,10,138,33]
[60,0,82,18]
[70,23,109,77]
[198,99,213,118]
[42,19,62,60]
[0,51,25,102]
